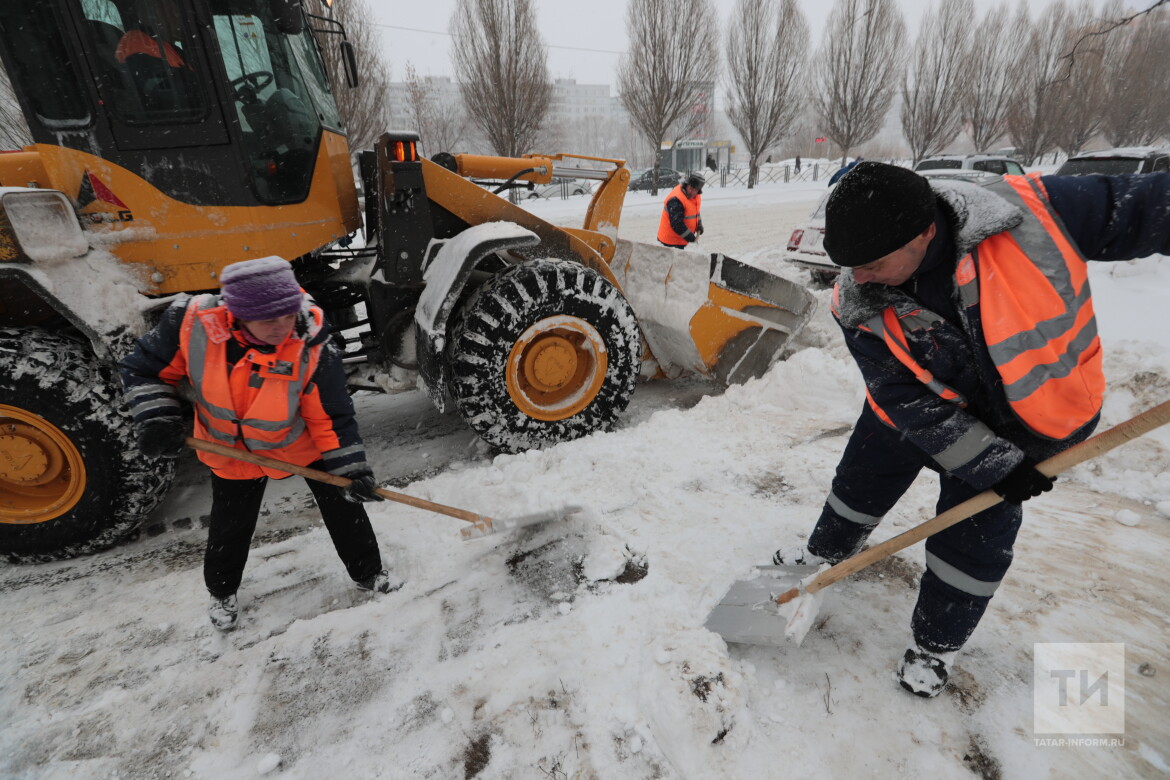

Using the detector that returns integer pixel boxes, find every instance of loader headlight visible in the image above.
[1,190,88,262]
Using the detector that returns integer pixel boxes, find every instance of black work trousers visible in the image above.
[807,405,1024,653]
[204,462,382,598]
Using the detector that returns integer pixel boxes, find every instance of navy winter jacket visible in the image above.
[833,172,1170,490]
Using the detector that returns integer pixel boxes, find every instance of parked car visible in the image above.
[914,154,1026,176]
[784,169,1002,287]
[784,186,835,286]
[628,167,682,192]
[1055,147,1170,176]
[526,179,593,199]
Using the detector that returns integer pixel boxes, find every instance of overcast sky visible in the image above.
[367,0,1109,87]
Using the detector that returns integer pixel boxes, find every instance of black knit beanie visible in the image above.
[822,162,937,267]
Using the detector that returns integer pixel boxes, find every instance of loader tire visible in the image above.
[449,260,640,452]
[0,329,175,562]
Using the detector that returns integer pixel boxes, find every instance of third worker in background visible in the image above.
[658,172,705,248]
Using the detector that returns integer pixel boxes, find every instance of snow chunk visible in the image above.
[257,753,281,774]
[1114,509,1141,527]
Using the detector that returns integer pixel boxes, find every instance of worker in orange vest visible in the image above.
[114,29,188,69]
[770,162,1170,698]
[120,257,398,632]
[657,172,705,248]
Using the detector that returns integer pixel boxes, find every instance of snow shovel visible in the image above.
[184,437,580,540]
[705,397,1170,647]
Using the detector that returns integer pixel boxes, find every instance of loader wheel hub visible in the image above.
[506,317,608,422]
[524,336,578,392]
[0,406,86,524]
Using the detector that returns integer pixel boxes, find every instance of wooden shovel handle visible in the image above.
[779,398,1170,603]
[184,436,487,526]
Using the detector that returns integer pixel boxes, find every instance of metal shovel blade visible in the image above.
[460,505,584,540]
[704,565,821,646]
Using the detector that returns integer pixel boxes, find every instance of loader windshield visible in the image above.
[208,0,341,204]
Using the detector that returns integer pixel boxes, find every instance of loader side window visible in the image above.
[0,5,91,127]
[286,29,342,131]
[78,0,206,125]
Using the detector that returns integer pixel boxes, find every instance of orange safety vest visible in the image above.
[856,174,1104,440]
[178,294,327,479]
[657,185,701,246]
[115,30,188,69]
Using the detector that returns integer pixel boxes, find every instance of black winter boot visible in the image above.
[896,644,956,698]
[355,570,403,594]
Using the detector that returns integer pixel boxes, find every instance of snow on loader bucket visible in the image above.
[186,438,579,540]
[611,239,815,385]
[706,397,1170,647]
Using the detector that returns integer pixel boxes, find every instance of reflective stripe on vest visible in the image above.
[956,174,1104,438]
[656,184,701,246]
[180,295,322,453]
[864,307,968,408]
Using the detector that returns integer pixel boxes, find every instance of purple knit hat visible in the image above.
[219,257,303,320]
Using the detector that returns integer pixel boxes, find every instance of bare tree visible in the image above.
[306,0,393,155]
[1100,3,1170,145]
[553,112,639,161]
[900,0,973,164]
[1048,0,1111,156]
[813,0,907,162]
[725,0,809,188]
[449,0,552,158]
[0,66,32,148]
[963,4,1027,152]
[402,64,472,156]
[1006,1,1075,164]
[618,0,719,192]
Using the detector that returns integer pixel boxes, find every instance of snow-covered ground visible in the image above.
[2,181,1168,779]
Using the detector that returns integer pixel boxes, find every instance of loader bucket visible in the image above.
[611,240,815,385]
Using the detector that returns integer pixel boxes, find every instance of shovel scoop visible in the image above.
[703,564,828,646]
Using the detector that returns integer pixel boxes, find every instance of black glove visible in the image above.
[138,417,186,459]
[344,473,385,503]
[992,457,1055,504]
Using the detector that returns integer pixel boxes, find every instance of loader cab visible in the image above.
[0,0,344,208]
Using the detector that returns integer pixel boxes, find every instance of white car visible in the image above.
[783,169,1004,287]
[783,187,836,286]
[526,180,592,199]
[915,154,1025,176]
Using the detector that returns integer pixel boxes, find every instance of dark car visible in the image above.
[628,167,681,192]
[1055,147,1170,176]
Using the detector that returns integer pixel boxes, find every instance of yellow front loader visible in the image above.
[0,0,813,561]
